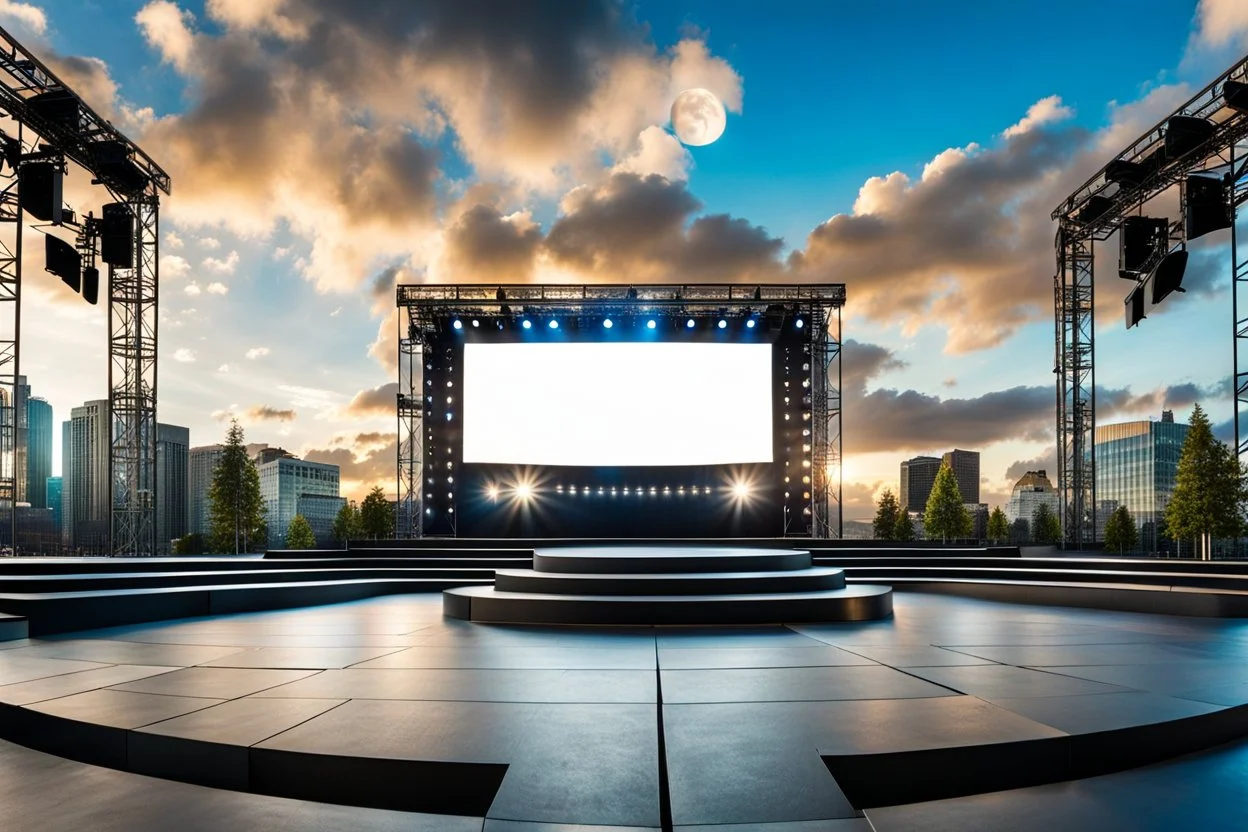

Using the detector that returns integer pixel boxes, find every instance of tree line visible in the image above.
[172,419,394,555]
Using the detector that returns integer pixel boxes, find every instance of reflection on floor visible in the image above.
[1,592,1247,829]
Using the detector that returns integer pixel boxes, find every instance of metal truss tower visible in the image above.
[1053,52,1248,548]
[396,309,428,540]
[810,305,843,540]
[0,26,170,556]
[0,125,18,549]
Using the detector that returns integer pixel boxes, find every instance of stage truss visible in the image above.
[1052,53,1248,548]
[0,26,170,555]
[396,284,846,539]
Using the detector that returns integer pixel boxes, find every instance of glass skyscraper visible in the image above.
[1094,411,1188,553]
[258,456,341,549]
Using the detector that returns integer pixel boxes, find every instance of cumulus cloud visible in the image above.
[0,0,47,34]
[162,254,190,279]
[341,382,398,419]
[183,283,201,295]
[244,405,296,422]
[205,281,229,294]
[1194,0,1248,49]
[173,348,196,362]
[1002,95,1074,139]
[136,0,196,73]
[245,347,270,360]
[164,230,184,249]
[202,250,239,274]
[304,432,398,499]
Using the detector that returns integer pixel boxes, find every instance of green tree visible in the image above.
[1165,403,1248,560]
[286,514,316,549]
[360,486,395,540]
[331,500,363,546]
[872,489,902,540]
[208,420,267,554]
[987,506,1009,543]
[923,462,972,543]
[1010,518,1030,544]
[894,510,916,541]
[172,533,205,555]
[1032,503,1062,545]
[1103,505,1138,554]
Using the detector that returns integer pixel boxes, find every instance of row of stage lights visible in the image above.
[485,481,752,502]
[449,315,804,333]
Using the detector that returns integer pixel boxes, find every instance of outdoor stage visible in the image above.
[2,592,1248,829]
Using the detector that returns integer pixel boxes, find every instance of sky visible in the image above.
[5,0,1248,520]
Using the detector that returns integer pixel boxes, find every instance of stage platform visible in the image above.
[3,593,1248,828]
[444,546,895,624]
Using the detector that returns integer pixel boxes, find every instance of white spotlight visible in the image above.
[686,318,696,328]
[646,319,657,330]
[732,482,751,500]
[603,318,614,329]
[452,319,463,330]
[717,319,727,329]
[549,320,559,329]
[515,483,533,500]
[746,318,756,329]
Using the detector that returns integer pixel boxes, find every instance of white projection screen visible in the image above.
[462,342,773,467]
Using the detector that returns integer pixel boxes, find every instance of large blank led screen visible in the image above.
[462,342,773,466]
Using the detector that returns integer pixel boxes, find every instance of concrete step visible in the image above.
[534,547,811,575]
[0,612,27,642]
[494,566,845,595]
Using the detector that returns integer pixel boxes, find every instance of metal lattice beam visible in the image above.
[1055,231,1095,548]
[0,126,17,550]
[396,309,425,539]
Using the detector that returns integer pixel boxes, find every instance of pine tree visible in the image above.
[923,462,972,543]
[1166,403,1247,560]
[285,514,316,549]
[208,420,267,554]
[987,506,1009,543]
[332,500,363,546]
[894,510,916,541]
[872,489,901,540]
[1032,503,1062,545]
[1103,505,1138,554]
[360,486,395,540]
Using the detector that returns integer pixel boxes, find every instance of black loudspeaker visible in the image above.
[45,235,80,290]
[1119,216,1169,278]
[82,266,99,305]
[1125,283,1147,329]
[1165,115,1214,161]
[1106,159,1147,188]
[1150,249,1189,305]
[26,90,79,130]
[100,202,134,268]
[1077,195,1114,225]
[1225,80,1248,114]
[1185,175,1232,241]
[18,162,61,223]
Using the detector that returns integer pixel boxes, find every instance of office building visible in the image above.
[62,400,111,552]
[156,424,190,554]
[1005,469,1060,528]
[258,455,341,549]
[1095,411,1188,552]
[46,475,62,537]
[899,456,942,512]
[190,442,268,538]
[26,397,52,509]
[941,449,980,504]
[296,493,348,547]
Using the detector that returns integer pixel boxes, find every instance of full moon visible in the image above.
[670,88,727,146]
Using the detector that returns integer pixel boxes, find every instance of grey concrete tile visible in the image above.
[252,667,656,703]
[831,646,996,667]
[660,665,956,704]
[0,664,178,705]
[985,691,1222,733]
[5,639,244,667]
[674,821,872,831]
[1044,661,1248,695]
[197,645,407,669]
[257,698,660,828]
[940,642,1219,666]
[657,646,874,670]
[355,645,656,670]
[657,627,826,649]
[138,697,346,745]
[904,665,1129,698]
[1171,680,1248,707]
[0,654,110,685]
[110,667,319,698]
[29,688,224,729]
[485,822,658,831]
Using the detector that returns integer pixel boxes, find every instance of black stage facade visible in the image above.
[395,284,844,540]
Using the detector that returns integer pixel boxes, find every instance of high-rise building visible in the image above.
[1095,411,1188,553]
[258,455,341,549]
[63,400,111,552]
[296,493,347,548]
[941,449,980,504]
[13,375,28,504]
[26,397,52,509]
[899,456,941,512]
[46,475,62,537]
[1005,469,1060,527]
[156,424,190,555]
[190,442,269,538]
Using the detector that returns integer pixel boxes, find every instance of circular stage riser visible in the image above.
[493,567,845,596]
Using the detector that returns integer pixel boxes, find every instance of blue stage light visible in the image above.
[717,319,727,329]
[452,319,463,330]
[795,318,804,329]
[646,319,657,330]
[603,318,614,329]
[746,319,756,329]
[522,319,532,330]
[686,318,695,328]
[548,320,559,329]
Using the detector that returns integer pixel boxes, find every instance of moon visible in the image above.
[670,88,727,147]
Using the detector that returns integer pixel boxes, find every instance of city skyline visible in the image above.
[5,0,1248,517]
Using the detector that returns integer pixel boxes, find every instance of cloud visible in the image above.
[0,0,46,34]
[304,432,398,500]
[1194,0,1248,49]
[1002,95,1074,139]
[245,347,270,360]
[244,405,296,422]
[183,282,201,295]
[341,382,398,419]
[164,230,184,249]
[162,255,190,279]
[135,0,196,73]
[173,348,196,362]
[202,250,239,274]
[217,363,230,372]
[205,281,229,295]
[611,125,690,181]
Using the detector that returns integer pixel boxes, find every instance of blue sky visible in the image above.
[10,0,1247,518]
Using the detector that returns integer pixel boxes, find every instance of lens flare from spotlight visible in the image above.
[732,482,751,500]
[515,483,533,501]
[486,484,500,501]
